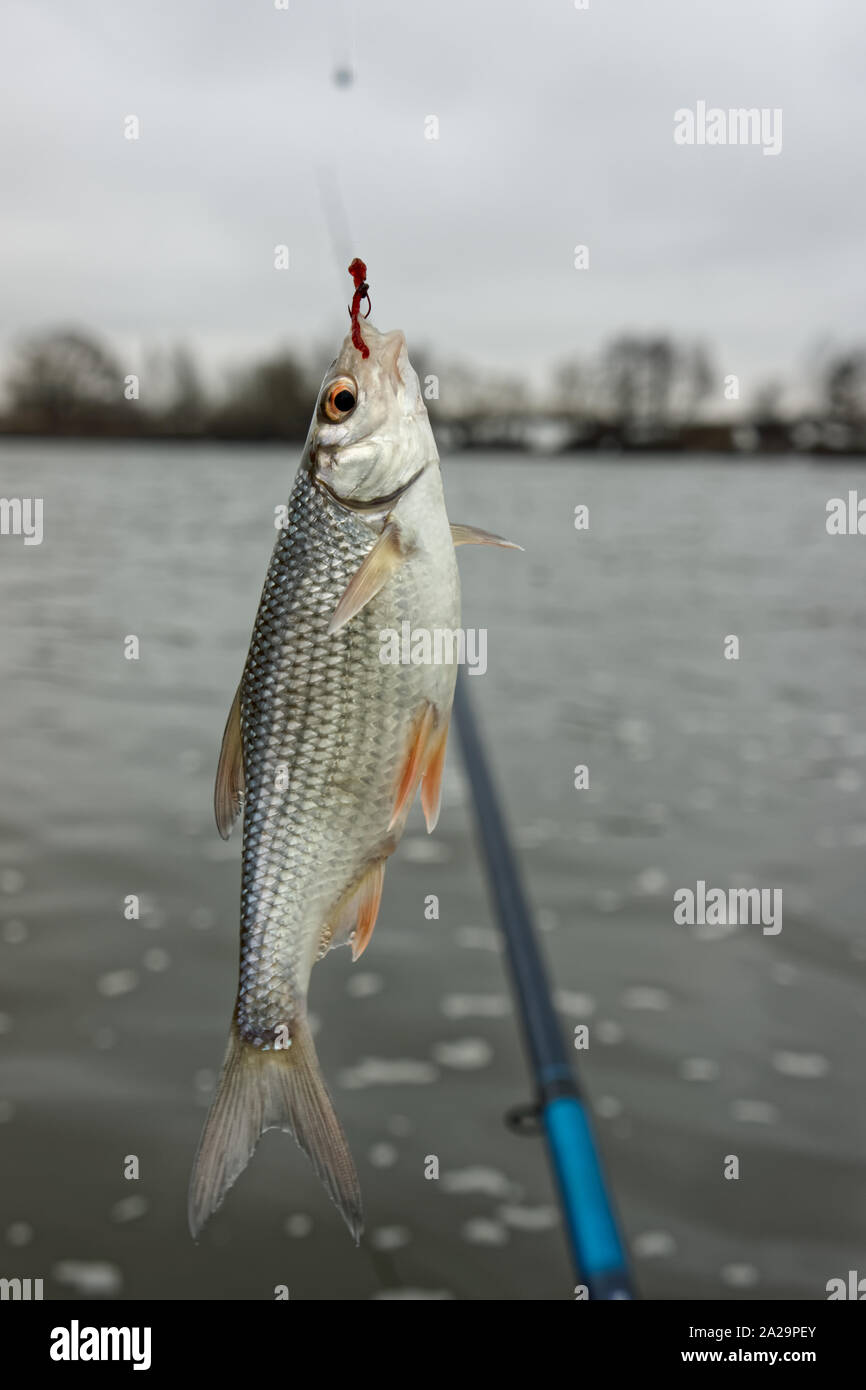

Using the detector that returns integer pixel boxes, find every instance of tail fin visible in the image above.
[188,1018,363,1242]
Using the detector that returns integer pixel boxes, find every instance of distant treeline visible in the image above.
[2,326,866,455]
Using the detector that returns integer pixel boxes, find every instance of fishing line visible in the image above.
[328,0,356,90]
[316,1,363,300]
[315,163,357,294]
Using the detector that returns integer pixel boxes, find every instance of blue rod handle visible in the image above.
[544,1097,634,1299]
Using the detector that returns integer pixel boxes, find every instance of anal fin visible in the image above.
[318,859,387,963]
[349,860,386,962]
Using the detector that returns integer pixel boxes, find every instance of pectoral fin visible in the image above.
[450,523,523,550]
[327,521,409,635]
[214,685,244,840]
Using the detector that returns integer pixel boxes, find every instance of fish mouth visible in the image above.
[314,462,429,514]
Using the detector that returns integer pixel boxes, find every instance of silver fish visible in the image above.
[189,272,518,1240]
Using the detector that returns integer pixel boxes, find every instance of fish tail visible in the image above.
[188,1017,363,1243]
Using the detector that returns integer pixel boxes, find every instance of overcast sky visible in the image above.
[1,0,863,408]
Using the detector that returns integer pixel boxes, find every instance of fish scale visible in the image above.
[236,465,425,1045]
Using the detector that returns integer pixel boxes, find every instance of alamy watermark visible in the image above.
[826,1270,866,1299]
[0,1276,43,1300]
[674,102,782,157]
[674,880,782,935]
[379,623,487,675]
[50,1321,151,1370]
[826,491,866,535]
[0,497,43,545]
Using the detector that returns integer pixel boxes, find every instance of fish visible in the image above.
[189,261,520,1241]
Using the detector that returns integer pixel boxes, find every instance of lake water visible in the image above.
[0,442,864,1301]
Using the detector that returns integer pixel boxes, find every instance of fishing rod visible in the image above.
[452,673,636,1300]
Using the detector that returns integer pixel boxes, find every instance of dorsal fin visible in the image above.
[214,685,244,840]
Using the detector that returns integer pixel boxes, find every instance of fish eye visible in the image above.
[322,377,358,422]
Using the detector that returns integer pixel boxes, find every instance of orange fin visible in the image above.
[214,685,244,840]
[327,521,408,635]
[318,859,388,962]
[450,523,523,550]
[420,720,450,833]
[389,703,436,831]
[350,860,386,962]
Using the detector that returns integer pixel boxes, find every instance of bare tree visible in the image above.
[5,328,129,433]
[212,350,314,440]
[823,350,866,422]
[165,345,207,434]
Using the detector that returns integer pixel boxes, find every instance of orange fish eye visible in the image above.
[322,377,358,422]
